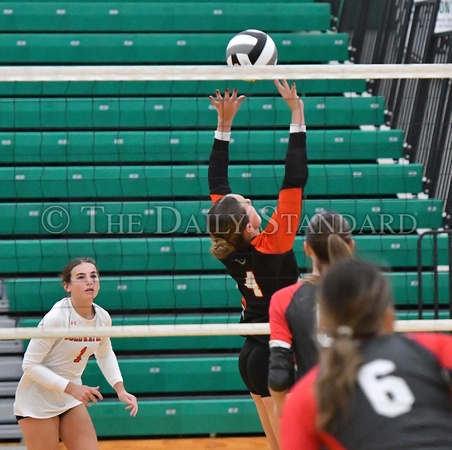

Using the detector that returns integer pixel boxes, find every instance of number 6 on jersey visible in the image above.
[358,359,415,417]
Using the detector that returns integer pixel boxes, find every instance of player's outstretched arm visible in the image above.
[208,88,245,198]
[209,88,245,133]
[274,79,305,126]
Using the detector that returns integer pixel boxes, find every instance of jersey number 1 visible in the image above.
[74,346,87,363]
[245,271,263,297]
[358,359,415,417]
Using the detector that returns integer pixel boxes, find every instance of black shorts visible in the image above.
[238,336,271,397]
[16,408,71,422]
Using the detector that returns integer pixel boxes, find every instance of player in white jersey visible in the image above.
[14,257,138,450]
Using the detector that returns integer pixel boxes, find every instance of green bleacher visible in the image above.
[83,356,247,394]
[0,0,447,441]
[0,32,349,64]
[89,398,263,437]
[0,198,442,235]
[0,163,423,199]
[0,128,402,163]
[0,96,384,128]
[6,270,450,314]
[0,79,367,96]
[0,234,450,274]
[0,2,332,32]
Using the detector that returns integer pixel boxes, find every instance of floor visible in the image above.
[0,436,270,450]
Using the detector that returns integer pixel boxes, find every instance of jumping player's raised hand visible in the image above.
[209,88,245,132]
[274,79,304,126]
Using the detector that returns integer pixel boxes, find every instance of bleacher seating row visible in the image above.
[89,397,263,438]
[0,95,384,128]
[0,163,424,199]
[0,32,349,64]
[0,198,443,235]
[0,2,332,32]
[0,234,450,274]
[0,128,403,163]
[6,271,451,314]
[0,79,367,96]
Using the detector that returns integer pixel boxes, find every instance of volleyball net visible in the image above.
[2,320,452,341]
[0,62,452,344]
[1,63,450,81]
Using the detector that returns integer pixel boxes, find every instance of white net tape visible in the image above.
[0,63,451,82]
[1,320,452,340]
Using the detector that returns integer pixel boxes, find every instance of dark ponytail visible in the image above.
[316,260,394,432]
[306,211,353,271]
[327,233,353,264]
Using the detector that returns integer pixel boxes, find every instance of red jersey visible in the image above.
[268,279,319,392]
[281,333,452,450]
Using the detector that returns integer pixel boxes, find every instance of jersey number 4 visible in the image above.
[358,359,415,417]
[245,271,263,297]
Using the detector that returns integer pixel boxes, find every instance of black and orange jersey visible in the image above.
[208,132,308,328]
[268,279,319,392]
[281,333,452,450]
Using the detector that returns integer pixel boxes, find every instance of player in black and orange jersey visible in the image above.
[206,80,308,450]
[281,259,452,450]
[268,211,355,416]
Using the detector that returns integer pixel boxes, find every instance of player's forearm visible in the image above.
[23,363,69,392]
[270,388,288,416]
[216,118,232,133]
[22,339,70,392]
[113,381,126,395]
[268,344,296,390]
[208,138,231,195]
[290,100,305,126]
[282,132,308,189]
[96,351,123,388]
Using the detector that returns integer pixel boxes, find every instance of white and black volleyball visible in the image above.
[226,29,278,66]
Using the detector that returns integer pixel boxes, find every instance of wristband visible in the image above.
[215,131,232,141]
[290,124,307,133]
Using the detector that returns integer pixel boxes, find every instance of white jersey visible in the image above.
[14,297,123,419]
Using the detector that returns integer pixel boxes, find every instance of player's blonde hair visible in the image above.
[207,196,250,260]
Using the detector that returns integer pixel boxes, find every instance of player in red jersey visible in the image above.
[268,211,355,416]
[207,80,308,450]
[281,259,452,450]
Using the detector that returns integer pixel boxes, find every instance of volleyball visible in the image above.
[226,29,278,66]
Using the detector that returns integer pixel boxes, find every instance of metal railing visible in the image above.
[417,230,452,319]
